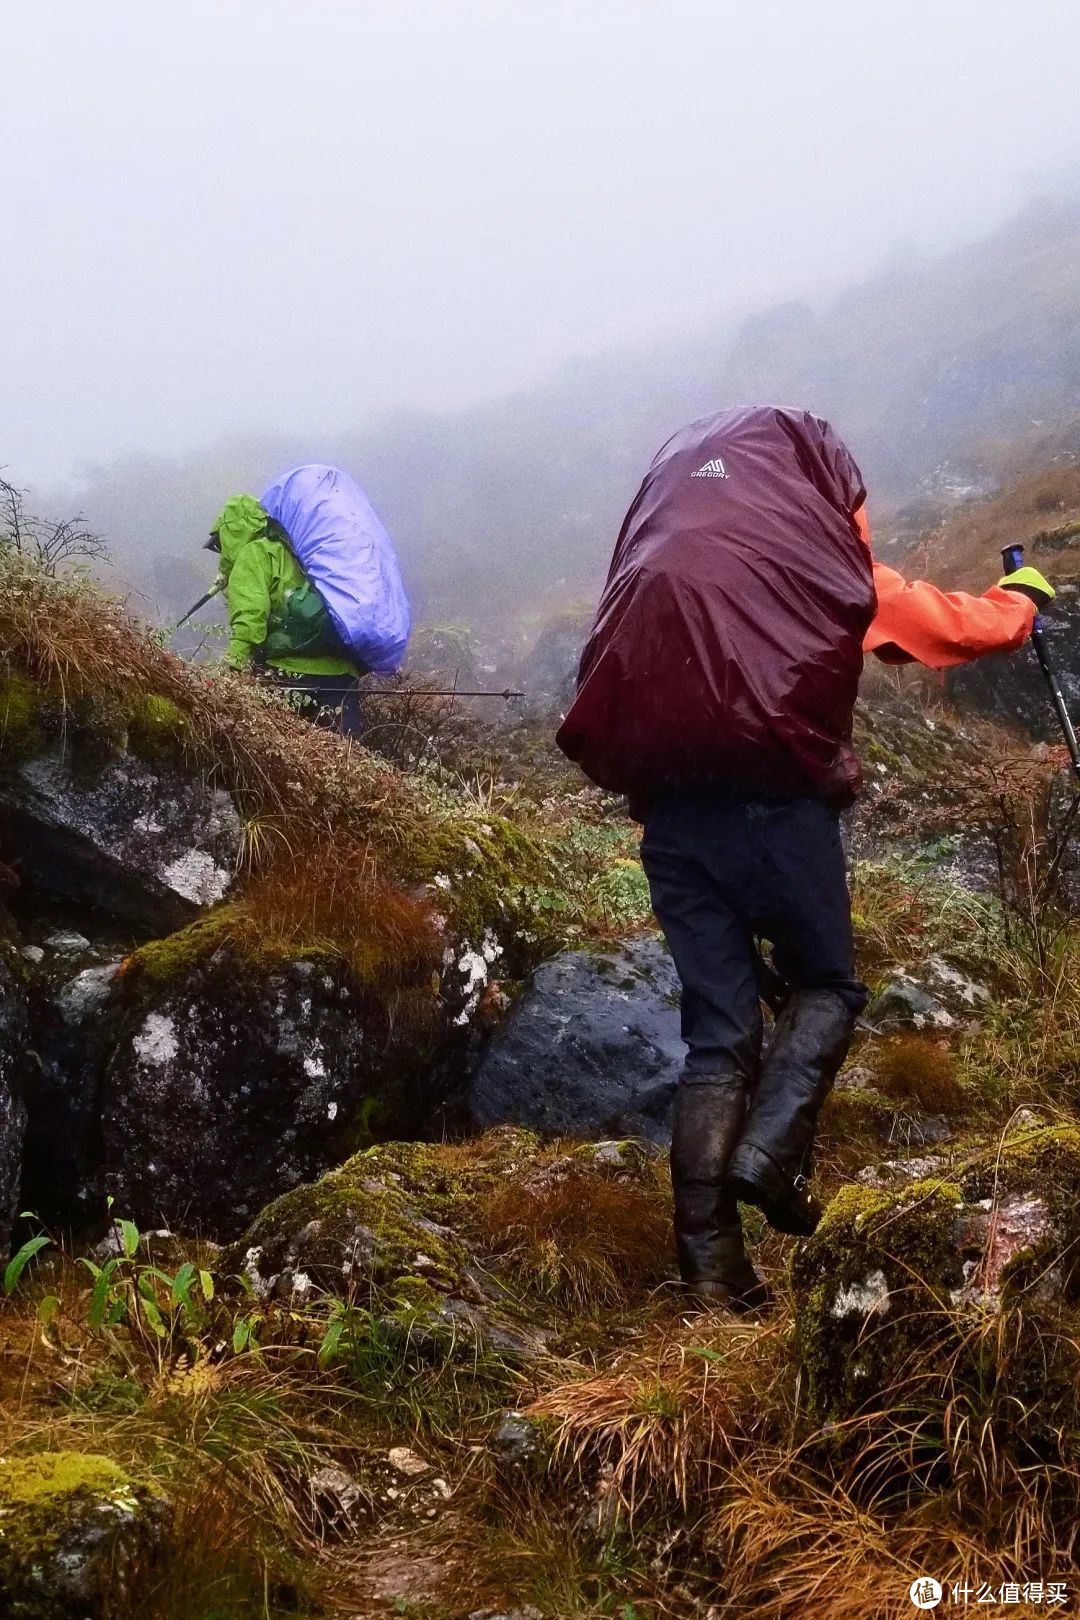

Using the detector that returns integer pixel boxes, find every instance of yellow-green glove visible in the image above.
[999,565,1055,611]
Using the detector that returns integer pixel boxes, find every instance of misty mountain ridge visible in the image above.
[54,192,1080,634]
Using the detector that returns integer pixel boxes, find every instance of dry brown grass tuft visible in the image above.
[873,1035,968,1117]
[478,1160,674,1310]
[530,1316,789,1521]
[708,1468,1021,1620]
[225,837,443,987]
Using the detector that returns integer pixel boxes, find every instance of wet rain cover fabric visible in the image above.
[556,407,877,805]
[259,465,411,676]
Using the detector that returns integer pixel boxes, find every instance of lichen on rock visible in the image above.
[101,943,446,1239]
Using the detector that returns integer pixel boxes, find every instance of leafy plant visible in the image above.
[4,1233,52,1294]
[78,1213,215,1353]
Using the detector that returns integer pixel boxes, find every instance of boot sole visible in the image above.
[727,1144,821,1238]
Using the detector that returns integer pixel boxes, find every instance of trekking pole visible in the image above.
[271,685,525,700]
[1001,544,1080,786]
[171,578,225,635]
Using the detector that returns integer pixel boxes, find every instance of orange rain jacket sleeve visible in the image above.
[855,506,1035,670]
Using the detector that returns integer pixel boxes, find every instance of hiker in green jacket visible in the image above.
[207,495,365,736]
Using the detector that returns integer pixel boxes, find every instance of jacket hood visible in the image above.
[210,495,269,570]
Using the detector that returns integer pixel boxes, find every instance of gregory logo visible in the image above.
[692,457,730,479]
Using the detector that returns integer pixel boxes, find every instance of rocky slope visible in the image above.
[1,561,1079,1616]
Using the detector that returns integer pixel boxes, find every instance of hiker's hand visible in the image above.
[999,565,1055,611]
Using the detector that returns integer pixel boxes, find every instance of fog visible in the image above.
[4,0,1080,489]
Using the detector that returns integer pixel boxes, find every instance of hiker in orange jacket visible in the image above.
[557,406,1055,1312]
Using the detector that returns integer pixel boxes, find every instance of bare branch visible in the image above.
[0,471,109,576]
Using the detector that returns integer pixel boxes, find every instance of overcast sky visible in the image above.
[4,0,1080,485]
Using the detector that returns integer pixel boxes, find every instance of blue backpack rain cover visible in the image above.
[259,464,411,676]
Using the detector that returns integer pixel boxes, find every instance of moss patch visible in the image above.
[0,1449,131,1508]
[0,1451,149,1618]
[401,802,561,970]
[958,1123,1080,1211]
[119,907,405,991]
[118,912,240,987]
[126,692,189,767]
[0,671,46,759]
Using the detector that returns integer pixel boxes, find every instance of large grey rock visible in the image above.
[21,958,122,1230]
[468,937,683,1142]
[0,749,241,931]
[0,956,28,1246]
[102,952,439,1240]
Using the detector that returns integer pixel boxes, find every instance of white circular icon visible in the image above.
[909,1578,943,1610]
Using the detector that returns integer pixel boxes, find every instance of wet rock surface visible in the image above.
[0,749,241,931]
[468,936,683,1142]
[868,955,991,1032]
[20,954,122,1229]
[492,1410,545,1465]
[0,956,29,1248]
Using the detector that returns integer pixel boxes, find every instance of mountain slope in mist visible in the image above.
[60,195,1080,631]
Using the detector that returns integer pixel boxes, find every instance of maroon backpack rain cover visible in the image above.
[556,406,877,806]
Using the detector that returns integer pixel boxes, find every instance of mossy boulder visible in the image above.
[230,1131,557,1357]
[230,1130,540,1302]
[230,1130,667,1363]
[793,1176,964,1422]
[793,1126,1080,1423]
[0,1451,169,1618]
[100,942,452,1240]
[231,1143,477,1303]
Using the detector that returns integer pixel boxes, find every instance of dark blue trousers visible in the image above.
[640,795,867,1082]
[275,672,364,739]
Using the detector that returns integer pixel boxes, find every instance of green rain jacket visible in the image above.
[211,495,359,677]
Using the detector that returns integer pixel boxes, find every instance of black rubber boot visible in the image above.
[671,1077,769,1313]
[727,989,858,1238]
